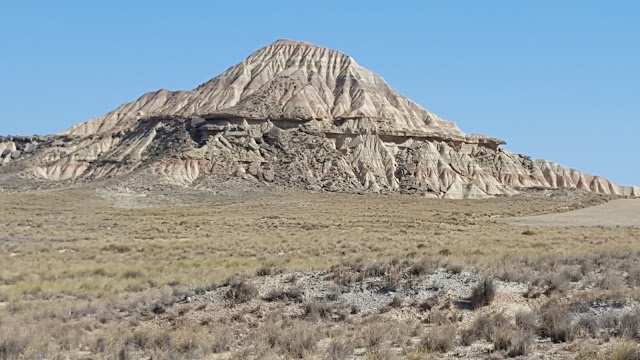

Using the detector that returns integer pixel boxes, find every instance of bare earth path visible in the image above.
[503,198,640,227]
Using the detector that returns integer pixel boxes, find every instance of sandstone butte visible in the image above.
[1,39,637,198]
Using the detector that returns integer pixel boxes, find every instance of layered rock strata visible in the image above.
[1,40,635,197]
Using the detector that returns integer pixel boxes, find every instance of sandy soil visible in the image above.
[503,199,640,227]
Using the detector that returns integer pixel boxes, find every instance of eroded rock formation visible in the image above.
[1,40,636,197]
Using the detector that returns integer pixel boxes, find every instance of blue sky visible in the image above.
[1,1,638,185]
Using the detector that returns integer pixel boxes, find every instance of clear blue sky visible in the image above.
[1,1,638,185]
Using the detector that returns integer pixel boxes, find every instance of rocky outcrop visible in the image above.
[60,40,466,140]
[1,40,635,198]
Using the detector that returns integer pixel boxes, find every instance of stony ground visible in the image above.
[1,186,639,359]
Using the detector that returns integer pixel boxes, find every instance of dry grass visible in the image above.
[224,276,258,304]
[539,300,576,343]
[0,188,638,358]
[579,342,640,360]
[0,189,628,301]
[420,325,456,353]
[469,278,496,309]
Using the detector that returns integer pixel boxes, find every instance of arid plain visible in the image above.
[2,186,640,359]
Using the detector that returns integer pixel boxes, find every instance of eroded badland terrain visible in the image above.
[2,40,640,359]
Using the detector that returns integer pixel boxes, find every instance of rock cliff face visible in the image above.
[1,40,636,197]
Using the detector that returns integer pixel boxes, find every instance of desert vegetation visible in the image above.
[1,188,640,358]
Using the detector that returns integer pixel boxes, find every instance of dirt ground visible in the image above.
[503,199,640,227]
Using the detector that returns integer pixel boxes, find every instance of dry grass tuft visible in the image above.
[462,312,533,357]
[262,287,304,303]
[0,339,27,360]
[256,266,283,277]
[603,342,640,360]
[263,321,321,358]
[420,325,456,353]
[301,301,349,322]
[469,278,496,310]
[224,277,258,304]
[326,340,354,360]
[539,301,575,343]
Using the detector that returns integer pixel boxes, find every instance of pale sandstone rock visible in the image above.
[0,41,635,198]
[61,40,463,139]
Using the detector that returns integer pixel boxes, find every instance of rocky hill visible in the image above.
[1,40,636,197]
